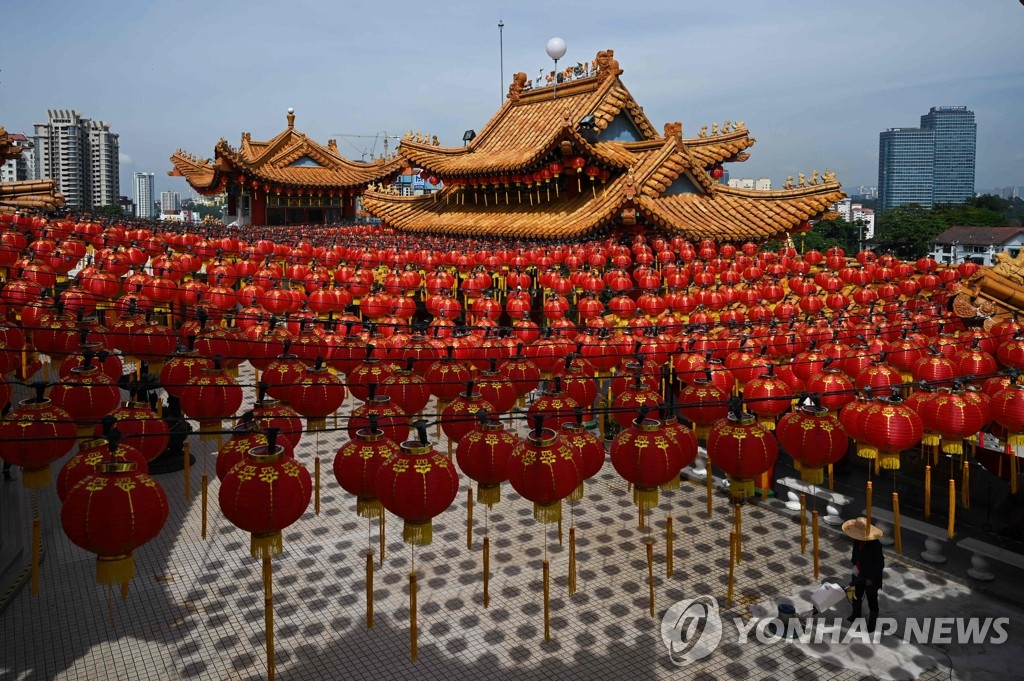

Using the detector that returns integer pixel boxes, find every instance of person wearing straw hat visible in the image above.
[842,516,884,632]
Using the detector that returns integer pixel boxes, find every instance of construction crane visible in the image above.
[333,131,401,162]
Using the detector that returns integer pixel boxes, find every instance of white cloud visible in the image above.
[119,152,133,165]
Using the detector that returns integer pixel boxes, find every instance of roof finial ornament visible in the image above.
[823,168,836,183]
[723,120,731,134]
[287,107,295,128]
[698,125,708,138]
[811,169,820,185]
[798,173,807,187]
[711,122,719,136]
[784,175,794,189]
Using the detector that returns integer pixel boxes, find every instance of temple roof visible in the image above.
[363,129,844,241]
[169,110,406,193]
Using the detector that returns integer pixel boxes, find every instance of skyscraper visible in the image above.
[134,172,155,218]
[32,109,120,209]
[160,190,181,213]
[921,106,976,206]
[877,106,976,214]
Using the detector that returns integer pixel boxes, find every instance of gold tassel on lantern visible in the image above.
[706,453,714,517]
[403,521,433,545]
[645,539,655,618]
[410,572,418,661]
[665,516,674,578]
[357,497,383,519]
[366,551,374,629]
[379,513,386,566]
[251,531,284,559]
[483,536,491,607]
[828,464,834,491]
[733,504,742,564]
[201,473,208,540]
[727,532,736,605]
[568,527,577,595]
[263,555,275,681]
[892,492,903,555]
[315,456,321,516]
[812,509,820,580]
[799,494,807,554]
[948,479,956,538]
[865,481,873,528]
[1012,452,1019,495]
[533,500,562,524]
[477,484,500,507]
[466,488,474,551]
[543,559,551,642]
[925,465,932,518]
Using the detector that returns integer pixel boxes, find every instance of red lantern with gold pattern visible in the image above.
[612,372,662,429]
[558,409,605,498]
[108,397,170,462]
[805,367,855,412]
[289,357,346,431]
[0,385,77,487]
[857,392,923,470]
[456,412,519,506]
[49,353,122,438]
[179,360,244,440]
[219,431,311,558]
[916,387,988,455]
[442,382,495,445]
[348,384,410,444]
[57,433,148,501]
[707,409,779,501]
[776,404,846,485]
[334,417,400,517]
[375,426,459,544]
[380,358,431,416]
[743,365,791,429]
[991,383,1024,447]
[507,417,580,523]
[528,377,581,430]
[61,460,168,595]
[611,409,683,511]
[678,375,730,442]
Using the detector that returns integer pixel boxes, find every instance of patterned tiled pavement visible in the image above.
[2,369,1022,680]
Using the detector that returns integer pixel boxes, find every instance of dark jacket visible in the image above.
[851,539,884,585]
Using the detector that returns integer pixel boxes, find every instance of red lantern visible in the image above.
[179,361,244,440]
[109,398,170,462]
[375,429,459,544]
[49,355,122,438]
[990,383,1024,447]
[219,432,311,557]
[507,419,580,523]
[743,365,791,429]
[918,387,991,455]
[776,404,847,485]
[349,384,410,444]
[61,460,168,595]
[857,393,923,470]
[56,433,147,502]
[707,410,779,500]
[334,418,400,517]
[456,413,519,506]
[528,378,580,430]
[610,410,684,511]
[380,358,431,416]
[678,375,730,441]
[442,383,495,445]
[289,358,346,431]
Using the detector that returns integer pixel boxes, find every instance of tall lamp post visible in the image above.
[499,20,505,105]
[546,37,567,99]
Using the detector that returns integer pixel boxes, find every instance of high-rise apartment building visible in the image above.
[134,172,155,218]
[160,191,181,213]
[32,109,119,209]
[877,106,976,214]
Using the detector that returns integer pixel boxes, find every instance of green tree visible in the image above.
[874,204,947,259]
[88,204,128,219]
[801,218,861,253]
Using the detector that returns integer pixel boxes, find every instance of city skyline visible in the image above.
[1,1,1022,205]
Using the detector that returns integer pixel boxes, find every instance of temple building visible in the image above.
[169,109,405,226]
[363,49,845,241]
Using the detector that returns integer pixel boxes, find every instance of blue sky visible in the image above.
[3,0,1022,200]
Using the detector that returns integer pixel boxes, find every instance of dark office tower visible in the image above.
[920,106,976,206]
[877,106,976,215]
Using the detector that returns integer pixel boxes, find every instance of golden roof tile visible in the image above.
[0,179,66,211]
[638,181,845,241]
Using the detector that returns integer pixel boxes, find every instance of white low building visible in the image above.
[929,226,1024,266]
